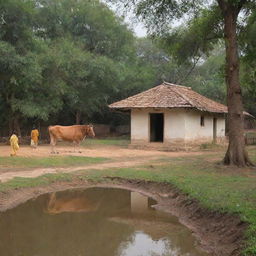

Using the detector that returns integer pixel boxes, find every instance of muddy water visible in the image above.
[0,188,209,256]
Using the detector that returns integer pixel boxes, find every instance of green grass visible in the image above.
[81,137,130,147]
[0,173,74,192]
[0,156,107,169]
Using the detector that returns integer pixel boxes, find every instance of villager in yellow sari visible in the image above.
[31,127,39,148]
[10,134,19,156]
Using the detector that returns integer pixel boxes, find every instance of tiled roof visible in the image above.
[109,82,228,113]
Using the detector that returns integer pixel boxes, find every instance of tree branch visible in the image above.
[177,54,201,84]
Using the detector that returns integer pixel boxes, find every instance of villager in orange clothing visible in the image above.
[31,125,39,149]
[10,131,19,156]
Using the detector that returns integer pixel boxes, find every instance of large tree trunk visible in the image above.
[219,2,253,166]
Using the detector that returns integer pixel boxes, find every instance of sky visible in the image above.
[104,1,148,38]
[130,21,147,37]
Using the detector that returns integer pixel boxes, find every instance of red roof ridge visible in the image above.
[169,86,195,108]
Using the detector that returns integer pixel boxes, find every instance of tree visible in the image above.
[36,0,135,124]
[240,8,256,117]
[217,0,253,166]
[136,38,191,84]
[186,45,226,105]
[112,0,255,167]
[0,0,155,132]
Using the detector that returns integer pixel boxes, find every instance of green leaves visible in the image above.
[0,0,154,127]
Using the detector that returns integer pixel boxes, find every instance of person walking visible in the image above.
[31,125,39,149]
[10,131,19,156]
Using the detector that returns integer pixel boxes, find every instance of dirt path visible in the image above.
[0,144,207,158]
[0,157,157,182]
[0,144,210,182]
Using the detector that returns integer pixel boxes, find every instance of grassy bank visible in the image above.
[0,146,255,255]
[0,156,107,169]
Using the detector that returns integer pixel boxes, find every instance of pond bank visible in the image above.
[0,177,246,256]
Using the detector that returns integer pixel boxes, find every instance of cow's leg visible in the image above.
[73,141,76,153]
[50,136,57,154]
[77,142,82,153]
[73,141,81,153]
[47,193,56,211]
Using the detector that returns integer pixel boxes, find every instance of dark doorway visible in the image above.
[213,117,217,143]
[150,113,164,142]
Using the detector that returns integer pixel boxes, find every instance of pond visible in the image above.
[0,187,209,256]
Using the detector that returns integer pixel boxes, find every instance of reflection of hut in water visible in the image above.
[130,192,156,213]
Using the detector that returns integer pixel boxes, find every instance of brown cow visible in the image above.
[46,192,100,214]
[48,124,95,153]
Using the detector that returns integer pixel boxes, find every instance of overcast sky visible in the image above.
[104,1,148,37]
[130,21,147,37]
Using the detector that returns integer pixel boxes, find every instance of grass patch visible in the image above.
[0,156,107,169]
[199,142,225,150]
[81,137,130,147]
[0,173,74,192]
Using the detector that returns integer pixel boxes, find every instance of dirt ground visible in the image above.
[0,143,208,158]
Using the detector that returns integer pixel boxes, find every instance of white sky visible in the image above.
[130,22,147,37]
[104,1,148,37]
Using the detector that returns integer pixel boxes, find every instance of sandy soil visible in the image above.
[0,144,210,182]
[0,178,246,256]
[0,144,206,158]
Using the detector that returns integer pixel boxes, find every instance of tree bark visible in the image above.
[218,1,254,166]
[75,110,81,125]
[13,115,21,137]
[8,114,21,137]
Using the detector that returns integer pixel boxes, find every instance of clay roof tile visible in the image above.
[109,82,228,114]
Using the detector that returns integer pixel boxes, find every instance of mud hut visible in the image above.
[109,82,228,150]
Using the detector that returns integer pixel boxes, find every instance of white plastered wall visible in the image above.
[131,109,149,142]
[185,110,213,140]
[164,109,186,143]
[216,118,226,137]
[130,108,226,145]
[130,108,186,143]
[184,110,226,142]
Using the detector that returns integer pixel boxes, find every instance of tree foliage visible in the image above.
[0,0,157,133]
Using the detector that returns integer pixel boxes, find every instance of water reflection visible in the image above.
[119,232,170,256]
[0,188,209,256]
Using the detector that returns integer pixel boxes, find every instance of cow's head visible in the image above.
[86,124,95,137]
